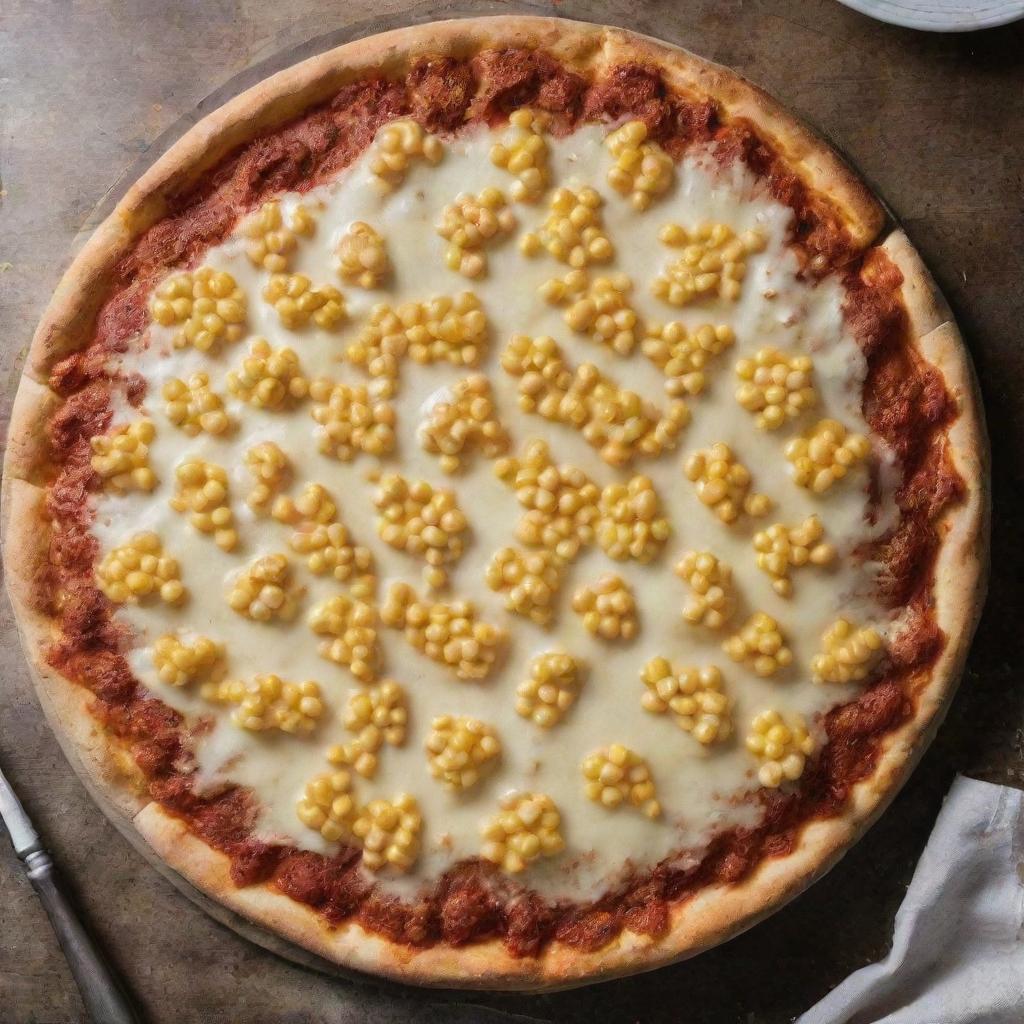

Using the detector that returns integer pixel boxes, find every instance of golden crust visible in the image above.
[2,15,986,991]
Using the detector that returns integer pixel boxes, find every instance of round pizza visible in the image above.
[2,16,987,990]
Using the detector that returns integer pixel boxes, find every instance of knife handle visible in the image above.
[24,850,141,1024]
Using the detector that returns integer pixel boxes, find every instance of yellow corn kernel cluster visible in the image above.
[345,293,488,397]
[605,121,674,211]
[640,658,732,744]
[494,439,600,561]
[572,574,638,641]
[521,187,613,267]
[162,373,233,436]
[204,675,324,735]
[149,267,247,352]
[746,710,815,788]
[244,442,291,514]
[485,546,564,627]
[169,458,237,551]
[481,793,564,874]
[490,109,550,202]
[515,651,585,728]
[540,270,640,356]
[653,223,765,307]
[227,338,309,410]
[296,770,357,842]
[369,119,443,193]
[501,334,689,467]
[735,347,817,430]
[152,634,224,688]
[786,418,872,493]
[283,484,376,598]
[336,221,390,288]
[241,200,315,272]
[684,442,772,524]
[308,594,378,683]
[380,582,506,681]
[812,618,884,684]
[328,680,408,778]
[227,553,301,622]
[263,273,346,331]
[597,476,671,562]
[308,378,396,462]
[353,795,422,872]
[418,374,510,474]
[372,474,467,590]
[724,613,792,677]
[90,420,157,493]
[642,322,735,398]
[581,744,661,818]
[97,533,185,605]
[753,516,836,597]
[425,715,502,791]
[675,551,734,629]
[437,187,516,278]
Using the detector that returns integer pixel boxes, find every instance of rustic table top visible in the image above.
[0,2,1020,1021]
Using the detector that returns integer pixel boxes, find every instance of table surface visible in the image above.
[0,2,1020,1021]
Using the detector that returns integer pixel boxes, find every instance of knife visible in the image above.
[0,764,141,1024]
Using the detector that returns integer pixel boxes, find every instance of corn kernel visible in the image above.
[581,744,661,818]
[353,794,422,872]
[494,439,600,561]
[480,792,564,874]
[227,553,302,622]
[148,267,247,352]
[90,420,157,493]
[684,442,773,524]
[812,618,884,684]
[169,457,237,551]
[296,769,357,842]
[571,574,638,641]
[418,374,510,474]
[425,715,502,791]
[723,613,792,678]
[308,377,396,462]
[675,551,734,629]
[152,634,224,688]
[204,674,324,735]
[539,270,639,356]
[162,374,234,436]
[753,515,836,597]
[336,221,390,288]
[640,658,732,744]
[653,223,765,307]
[327,679,408,778]
[605,121,674,211]
[785,418,872,493]
[746,709,815,788]
[642,322,735,397]
[308,594,379,683]
[485,546,564,627]
[490,109,550,202]
[735,347,817,430]
[524,187,613,268]
[597,476,670,563]
[96,533,186,605]
[437,187,516,278]
[380,582,506,681]
[241,200,316,272]
[244,442,291,514]
[369,119,443,193]
[227,338,309,410]
[515,651,585,728]
[263,272,346,330]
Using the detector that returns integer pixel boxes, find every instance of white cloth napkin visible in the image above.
[798,775,1024,1024]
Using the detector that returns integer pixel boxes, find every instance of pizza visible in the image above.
[2,16,987,990]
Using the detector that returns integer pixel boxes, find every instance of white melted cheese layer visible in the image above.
[93,125,898,901]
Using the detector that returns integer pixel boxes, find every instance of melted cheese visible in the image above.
[94,125,898,901]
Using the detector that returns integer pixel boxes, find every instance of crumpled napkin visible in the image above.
[798,775,1024,1024]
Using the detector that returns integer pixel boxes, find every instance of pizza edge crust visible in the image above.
[1,15,986,991]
